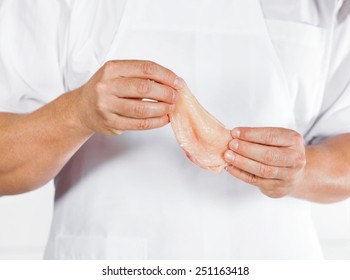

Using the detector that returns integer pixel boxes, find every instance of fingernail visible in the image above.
[230,140,239,151]
[232,129,240,138]
[174,77,184,89]
[224,151,235,162]
[172,91,178,103]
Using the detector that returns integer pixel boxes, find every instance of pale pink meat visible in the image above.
[170,83,232,174]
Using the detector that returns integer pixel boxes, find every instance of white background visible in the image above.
[1,260,350,280]
[0,181,349,260]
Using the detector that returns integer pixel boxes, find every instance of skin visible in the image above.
[0,60,349,203]
[224,127,350,203]
[0,60,183,195]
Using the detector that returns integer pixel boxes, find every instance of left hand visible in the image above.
[224,127,306,198]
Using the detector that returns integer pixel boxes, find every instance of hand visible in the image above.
[74,60,183,135]
[224,127,306,198]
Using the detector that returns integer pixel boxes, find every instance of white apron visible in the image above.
[44,0,324,259]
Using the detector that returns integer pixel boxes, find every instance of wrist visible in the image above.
[59,87,95,138]
[290,145,324,202]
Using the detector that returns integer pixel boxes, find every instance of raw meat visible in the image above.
[170,83,232,174]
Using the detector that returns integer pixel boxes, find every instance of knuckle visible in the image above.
[137,118,152,130]
[259,164,276,178]
[237,167,258,185]
[133,103,147,117]
[94,81,107,94]
[264,150,277,164]
[102,61,115,75]
[247,173,257,184]
[162,87,173,102]
[141,61,157,75]
[281,155,291,166]
[95,96,107,114]
[164,70,176,84]
[95,100,105,114]
[137,79,151,95]
[265,128,277,144]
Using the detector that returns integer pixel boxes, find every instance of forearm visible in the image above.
[0,88,93,195]
[293,134,350,203]
[0,60,182,196]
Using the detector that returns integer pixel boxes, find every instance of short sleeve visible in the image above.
[305,0,350,144]
[0,0,70,113]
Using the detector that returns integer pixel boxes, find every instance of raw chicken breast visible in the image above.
[170,83,232,174]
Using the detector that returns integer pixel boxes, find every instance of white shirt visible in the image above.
[1,0,350,259]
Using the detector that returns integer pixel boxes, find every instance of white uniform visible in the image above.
[1,0,350,259]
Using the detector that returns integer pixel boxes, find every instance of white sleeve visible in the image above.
[0,0,70,114]
[305,0,350,145]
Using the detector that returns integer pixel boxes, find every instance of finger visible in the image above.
[231,127,303,147]
[109,78,177,104]
[224,150,291,180]
[107,113,169,131]
[111,98,174,119]
[225,165,282,190]
[229,139,303,168]
[103,60,184,89]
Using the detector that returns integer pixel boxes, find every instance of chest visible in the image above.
[67,0,328,132]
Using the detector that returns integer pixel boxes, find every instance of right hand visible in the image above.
[74,60,183,135]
